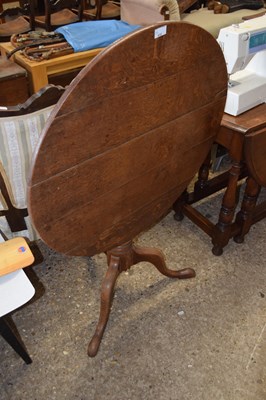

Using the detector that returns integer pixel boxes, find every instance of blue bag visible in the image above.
[56,20,141,52]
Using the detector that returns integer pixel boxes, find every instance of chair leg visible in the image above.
[0,316,32,364]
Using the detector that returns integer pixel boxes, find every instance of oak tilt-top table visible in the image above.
[28,22,227,356]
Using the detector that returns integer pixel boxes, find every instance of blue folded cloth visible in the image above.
[56,20,141,52]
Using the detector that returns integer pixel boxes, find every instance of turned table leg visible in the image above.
[212,159,242,255]
[234,176,261,244]
[193,151,212,193]
[173,152,212,222]
[173,190,188,221]
[212,134,244,256]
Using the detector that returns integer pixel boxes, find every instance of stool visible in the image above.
[0,57,29,105]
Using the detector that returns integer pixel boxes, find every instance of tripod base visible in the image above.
[87,241,195,357]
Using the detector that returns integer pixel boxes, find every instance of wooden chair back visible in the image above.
[82,0,120,20]
[34,0,83,31]
[0,1,35,41]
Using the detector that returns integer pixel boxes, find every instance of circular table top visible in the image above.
[28,21,227,256]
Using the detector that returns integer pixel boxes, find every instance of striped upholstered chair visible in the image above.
[0,84,64,240]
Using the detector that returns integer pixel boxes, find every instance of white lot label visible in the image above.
[154,25,167,39]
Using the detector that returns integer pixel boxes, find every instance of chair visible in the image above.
[33,0,84,31]
[0,84,65,240]
[0,234,35,364]
[0,1,20,13]
[82,0,120,20]
[0,1,35,42]
[120,0,265,37]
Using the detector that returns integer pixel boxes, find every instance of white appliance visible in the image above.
[218,15,266,116]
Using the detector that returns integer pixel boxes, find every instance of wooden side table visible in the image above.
[0,42,103,93]
[174,103,266,255]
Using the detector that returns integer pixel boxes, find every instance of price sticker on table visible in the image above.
[154,25,167,39]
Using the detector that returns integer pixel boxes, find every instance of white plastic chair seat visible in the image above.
[0,269,35,317]
[0,236,35,363]
[0,237,35,317]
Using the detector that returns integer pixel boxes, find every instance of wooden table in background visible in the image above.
[0,42,103,93]
[174,103,266,255]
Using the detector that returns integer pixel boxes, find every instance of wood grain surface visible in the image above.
[245,128,266,187]
[28,21,227,256]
